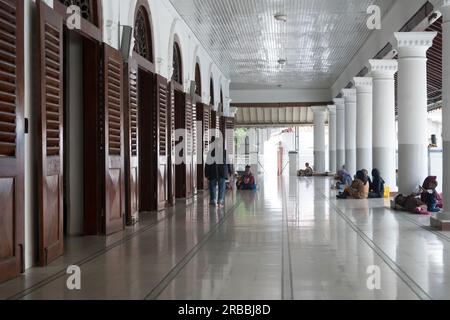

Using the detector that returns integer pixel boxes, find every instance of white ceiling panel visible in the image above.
[169,0,395,89]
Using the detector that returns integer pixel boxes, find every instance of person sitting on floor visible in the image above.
[421,176,442,213]
[368,168,385,199]
[297,163,314,177]
[337,170,369,200]
[334,169,353,191]
[236,166,256,190]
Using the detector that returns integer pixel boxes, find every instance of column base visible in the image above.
[430,213,450,231]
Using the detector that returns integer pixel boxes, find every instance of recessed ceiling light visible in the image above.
[274,14,287,22]
[278,58,287,65]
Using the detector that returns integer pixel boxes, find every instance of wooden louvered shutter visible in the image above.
[37,1,64,265]
[185,94,193,198]
[155,74,168,210]
[226,117,235,168]
[167,83,176,205]
[124,58,138,225]
[103,44,124,235]
[203,105,211,188]
[191,100,197,194]
[0,0,24,283]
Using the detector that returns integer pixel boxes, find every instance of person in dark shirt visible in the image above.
[205,150,232,208]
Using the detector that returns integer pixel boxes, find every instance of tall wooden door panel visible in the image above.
[0,0,24,282]
[174,90,185,198]
[203,106,211,188]
[103,45,124,235]
[37,0,64,265]
[185,94,193,198]
[167,83,175,205]
[124,59,139,224]
[155,75,168,210]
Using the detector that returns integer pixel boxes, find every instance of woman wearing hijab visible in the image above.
[369,168,385,199]
[335,169,353,191]
[337,170,369,200]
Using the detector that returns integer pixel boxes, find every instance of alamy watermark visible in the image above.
[66,265,81,290]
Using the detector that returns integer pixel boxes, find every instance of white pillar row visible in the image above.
[369,59,398,191]
[353,77,373,173]
[341,89,357,176]
[438,1,450,221]
[328,105,337,173]
[333,98,346,172]
[394,32,437,194]
[311,106,327,173]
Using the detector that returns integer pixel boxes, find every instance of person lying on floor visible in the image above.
[236,165,256,190]
[368,168,385,199]
[337,170,369,200]
[297,163,314,177]
[394,176,443,214]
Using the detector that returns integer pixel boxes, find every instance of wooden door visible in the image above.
[191,99,197,195]
[124,59,139,224]
[0,0,25,282]
[103,44,125,235]
[37,0,64,265]
[185,94,193,198]
[226,117,235,171]
[167,83,175,205]
[155,75,168,210]
[174,90,186,198]
[203,106,211,188]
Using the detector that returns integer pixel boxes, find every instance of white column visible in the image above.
[341,89,357,176]
[353,77,373,173]
[369,59,398,191]
[312,106,327,173]
[438,2,450,221]
[333,98,345,172]
[394,32,437,194]
[328,105,337,173]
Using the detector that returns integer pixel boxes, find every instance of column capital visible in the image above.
[353,77,373,93]
[369,59,398,79]
[394,32,437,57]
[442,1,450,23]
[311,106,328,114]
[341,88,357,103]
[327,105,337,114]
[333,98,345,109]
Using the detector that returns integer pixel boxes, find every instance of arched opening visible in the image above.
[172,42,183,85]
[195,63,202,96]
[133,5,154,62]
[210,78,215,106]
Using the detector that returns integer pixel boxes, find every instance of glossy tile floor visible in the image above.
[1,176,450,300]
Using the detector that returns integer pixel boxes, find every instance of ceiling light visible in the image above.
[274,14,287,22]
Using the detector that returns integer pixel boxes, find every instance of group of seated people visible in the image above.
[336,168,385,200]
[236,165,257,190]
[394,176,443,214]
